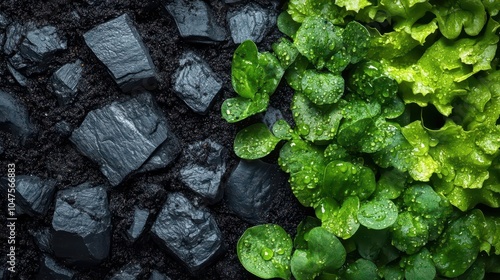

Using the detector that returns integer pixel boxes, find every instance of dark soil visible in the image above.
[0,0,308,279]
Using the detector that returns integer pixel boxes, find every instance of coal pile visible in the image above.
[0,0,307,279]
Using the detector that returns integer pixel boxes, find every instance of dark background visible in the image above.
[0,0,308,279]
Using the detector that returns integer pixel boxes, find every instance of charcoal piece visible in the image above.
[151,193,224,273]
[180,140,227,204]
[173,51,222,114]
[0,90,35,142]
[0,12,10,29]
[51,60,83,105]
[37,255,75,280]
[70,93,175,186]
[8,52,29,70]
[3,22,25,55]
[12,175,56,216]
[225,159,283,224]
[30,228,53,254]
[109,263,142,280]
[19,25,67,66]
[126,207,149,242]
[6,62,28,87]
[51,184,111,266]
[224,0,242,3]
[135,131,181,174]
[149,270,171,280]
[165,0,227,43]
[83,14,157,92]
[54,120,73,137]
[0,33,5,49]
[227,3,276,44]
[261,106,284,130]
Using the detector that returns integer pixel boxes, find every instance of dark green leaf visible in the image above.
[357,199,398,230]
[301,70,344,105]
[231,40,260,99]
[221,94,270,123]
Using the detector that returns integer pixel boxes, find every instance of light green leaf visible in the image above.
[221,94,269,123]
[318,196,361,239]
[391,211,429,254]
[335,0,371,12]
[433,0,487,39]
[234,123,280,159]
[323,161,376,201]
[357,199,398,230]
[231,40,260,99]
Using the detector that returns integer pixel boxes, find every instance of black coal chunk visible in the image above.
[51,60,83,105]
[0,90,36,142]
[180,140,227,204]
[224,0,242,3]
[37,255,75,280]
[83,14,157,92]
[50,183,111,266]
[3,22,25,55]
[30,228,53,254]
[149,270,171,280]
[12,175,56,216]
[53,120,73,138]
[126,207,149,242]
[151,193,224,273]
[17,25,67,74]
[227,3,277,44]
[6,62,28,86]
[165,0,227,43]
[173,51,222,114]
[109,263,142,280]
[135,131,181,174]
[0,12,10,29]
[225,159,283,224]
[70,92,178,186]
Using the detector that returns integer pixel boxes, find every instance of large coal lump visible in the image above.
[149,270,171,280]
[109,263,142,280]
[227,3,276,44]
[50,184,111,266]
[0,90,36,143]
[5,175,56,216]
[3,22,25,55]
[51,60,83,105]
[173,51,222,114]
[165,0,227,43]
[70,92,178,186]
[84,14,157,92]
[151,193,224,273]
[37,255,75,280]
[179,139,227,204]
[225,159,284,224]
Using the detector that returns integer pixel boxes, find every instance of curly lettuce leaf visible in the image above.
[433,0,487,39]
[288,0,352,24]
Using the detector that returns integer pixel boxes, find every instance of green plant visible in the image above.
[224,0,500,279]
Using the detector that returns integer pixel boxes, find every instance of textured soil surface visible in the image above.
[0,0,309,279]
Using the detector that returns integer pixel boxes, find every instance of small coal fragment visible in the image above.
[227,3,277,44]
[51,183,111,266]
[37,255,75,280]
[12,175,56,216]
[126,207,149,242]
[3,22,25,55]
[0,90,36,142]
[165,0,227,43]
[225,159,284,224]
[17,25,67,73]
[109,263,142,280]
[53,120,73,138]
[51,60,83,105]
[70,93,176,186]
[149,270,171,280]
[224,0,242,3]
[135,130,181,174]
[30,228,53,254]
[151,193,224,273]
[180,139,227,204]
[6,62,28,86]
[83,14,157,92]
[0,12,10,29]
[261,106,284,130]
[173,51,222,114]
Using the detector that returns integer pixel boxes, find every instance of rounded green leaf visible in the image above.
[391,211,429,254]
[301,70,344,105]
[357,199,398,230]
[272,37,300,68]
[342,21,371,63]
[221,94,270,123]
[277,11,301,39]
[319,196,361,239]
[234,123,280,159]
[237,224,293,280]
[231,40,260,99]
[340,258,379,280]
[272,119,294,140]
[402,248,436,280]
[323,161,376,201]
[294,217,322,249]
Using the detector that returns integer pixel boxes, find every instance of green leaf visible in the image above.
[335,0,372,13]
[324,143,351,162]
[294,17,342,69]
[272,120,294,140]
[272,37,300,69]
[234,123,281,159]
[291,227,346,280]
[301,70,344,105]
[340,258,379,280]
[292,91,343,143]
[288,0,353,24]
[432,210,486,278]
[277,11,301,39]
[221,94,270,123]
[353,226,399,263]
[294,217,322,249]
[348,60,398,103]
[402,248,436,280]
[373,168,408,200]
[323,161,376,201]
[342,21,371,63]
[231,40,260,99]
[259,52,285,96]
[318,196,361,239]
[357,199,398,230]
[433,0,487,39]
[237,224,293,280]
[391,211,429,254]
[379,264,404,280]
